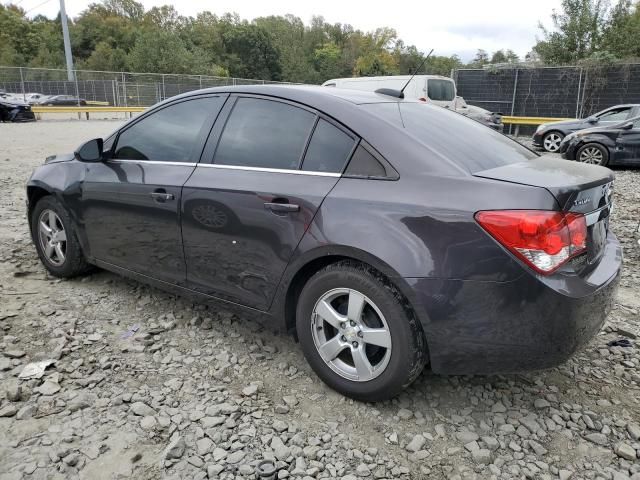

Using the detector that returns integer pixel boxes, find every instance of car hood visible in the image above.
[567,123,621,135]
[540,118,582,129]
[0,98,29,107]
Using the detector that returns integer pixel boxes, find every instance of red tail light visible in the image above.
[475,210,587,274]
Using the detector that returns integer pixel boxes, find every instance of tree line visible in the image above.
[0,0,639,83]
[0,0,467,81]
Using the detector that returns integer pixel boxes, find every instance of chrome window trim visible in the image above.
[197,163,341,177]
[106,159,198,167]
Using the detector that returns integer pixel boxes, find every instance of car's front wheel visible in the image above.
[542,131,564,152]
[31,196,91,278]
[296,261,427,401]
[576,143,609,166]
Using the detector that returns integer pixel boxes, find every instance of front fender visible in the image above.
[26,161,88,251]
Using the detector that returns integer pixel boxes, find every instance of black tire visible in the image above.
[296,261,427,402]
[31,196,91,278]
[542,131,564,152]
[576,143,609,166]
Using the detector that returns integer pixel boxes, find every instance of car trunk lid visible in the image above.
[473,155,614,267]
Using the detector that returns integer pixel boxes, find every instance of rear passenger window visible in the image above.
[114,96,224,162]
[302,119,356,173]
[214,98,315,170]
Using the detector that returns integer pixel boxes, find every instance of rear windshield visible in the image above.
[427,79,455,101]
[362,102,537,173]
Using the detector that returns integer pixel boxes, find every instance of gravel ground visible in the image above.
[0,120,639,480]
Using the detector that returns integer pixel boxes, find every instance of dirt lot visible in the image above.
[1,120,639,480]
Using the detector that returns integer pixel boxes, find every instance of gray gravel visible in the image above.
[0,121,639,479]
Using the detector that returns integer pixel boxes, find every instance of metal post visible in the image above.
[73,69,80,107]
[19,67,25,102]
[579,71,588,118]
[199,75,202,89]
[509,69,519,135]
[59,0,75,82]
[162,74,166,100]
[575,68,583,118]
[122,72,127,107]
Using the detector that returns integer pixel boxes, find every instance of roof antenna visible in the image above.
[400,48,434,96]
[375,48,434,99]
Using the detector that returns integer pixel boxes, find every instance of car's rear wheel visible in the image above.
[296,261,427,401]
[542,131,564,152]
[576,143,609,166]
[31,196,91,278]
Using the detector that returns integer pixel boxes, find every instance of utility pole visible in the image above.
[59,0,74,82]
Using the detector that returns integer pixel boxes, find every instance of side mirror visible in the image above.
[586,115,598,123]
[75,138,103,162]
[621,122,634,130]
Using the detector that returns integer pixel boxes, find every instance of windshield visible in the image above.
[363,102,537,173]
[427,79,455,101]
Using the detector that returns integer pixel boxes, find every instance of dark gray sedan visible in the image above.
[26,86,621,401]
[533,104,640,152]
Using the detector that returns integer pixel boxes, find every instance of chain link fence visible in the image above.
[453,63,640,121]
[0,66,296,106]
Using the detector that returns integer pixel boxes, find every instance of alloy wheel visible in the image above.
[543,133,563,152]
[579,146,604,165]
[311,288,392,382]
[38,209,67,266]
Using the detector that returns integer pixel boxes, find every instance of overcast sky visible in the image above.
[17,0,564,61]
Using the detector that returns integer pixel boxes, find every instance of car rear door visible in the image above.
[182,95,358,310]
[80,94,227,285]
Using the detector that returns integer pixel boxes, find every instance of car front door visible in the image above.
[182,95,357,310]
[80,94,227,285]
[614,118,640,164]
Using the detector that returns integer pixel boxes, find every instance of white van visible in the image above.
[321,75,457,109]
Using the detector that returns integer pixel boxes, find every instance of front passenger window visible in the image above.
[113,96,224,162]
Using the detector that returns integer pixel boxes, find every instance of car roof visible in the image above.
[177,84,418,106]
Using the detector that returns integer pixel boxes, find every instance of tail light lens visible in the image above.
[475,210,587,274]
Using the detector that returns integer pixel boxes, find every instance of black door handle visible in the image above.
[150,190,175,202]
[264,202,299,213]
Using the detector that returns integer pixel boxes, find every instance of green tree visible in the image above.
[126,29,195,73]
[601,0,640,58]
[222,23,282,80]
[80,41,127,71]
[533,0,610,64]
[313,43,343,80]
[490,49,520,64]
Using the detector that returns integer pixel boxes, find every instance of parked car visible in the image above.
[322,75,457,109]
[38,95,87,106]
[0,96,36,122]
[533,104,640,152]
[454,96,503,131]
[26,85,621,401]
[25,93,50,104]
[559,115,640,166]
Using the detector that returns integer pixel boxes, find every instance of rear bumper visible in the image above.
[407,232,622,375]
